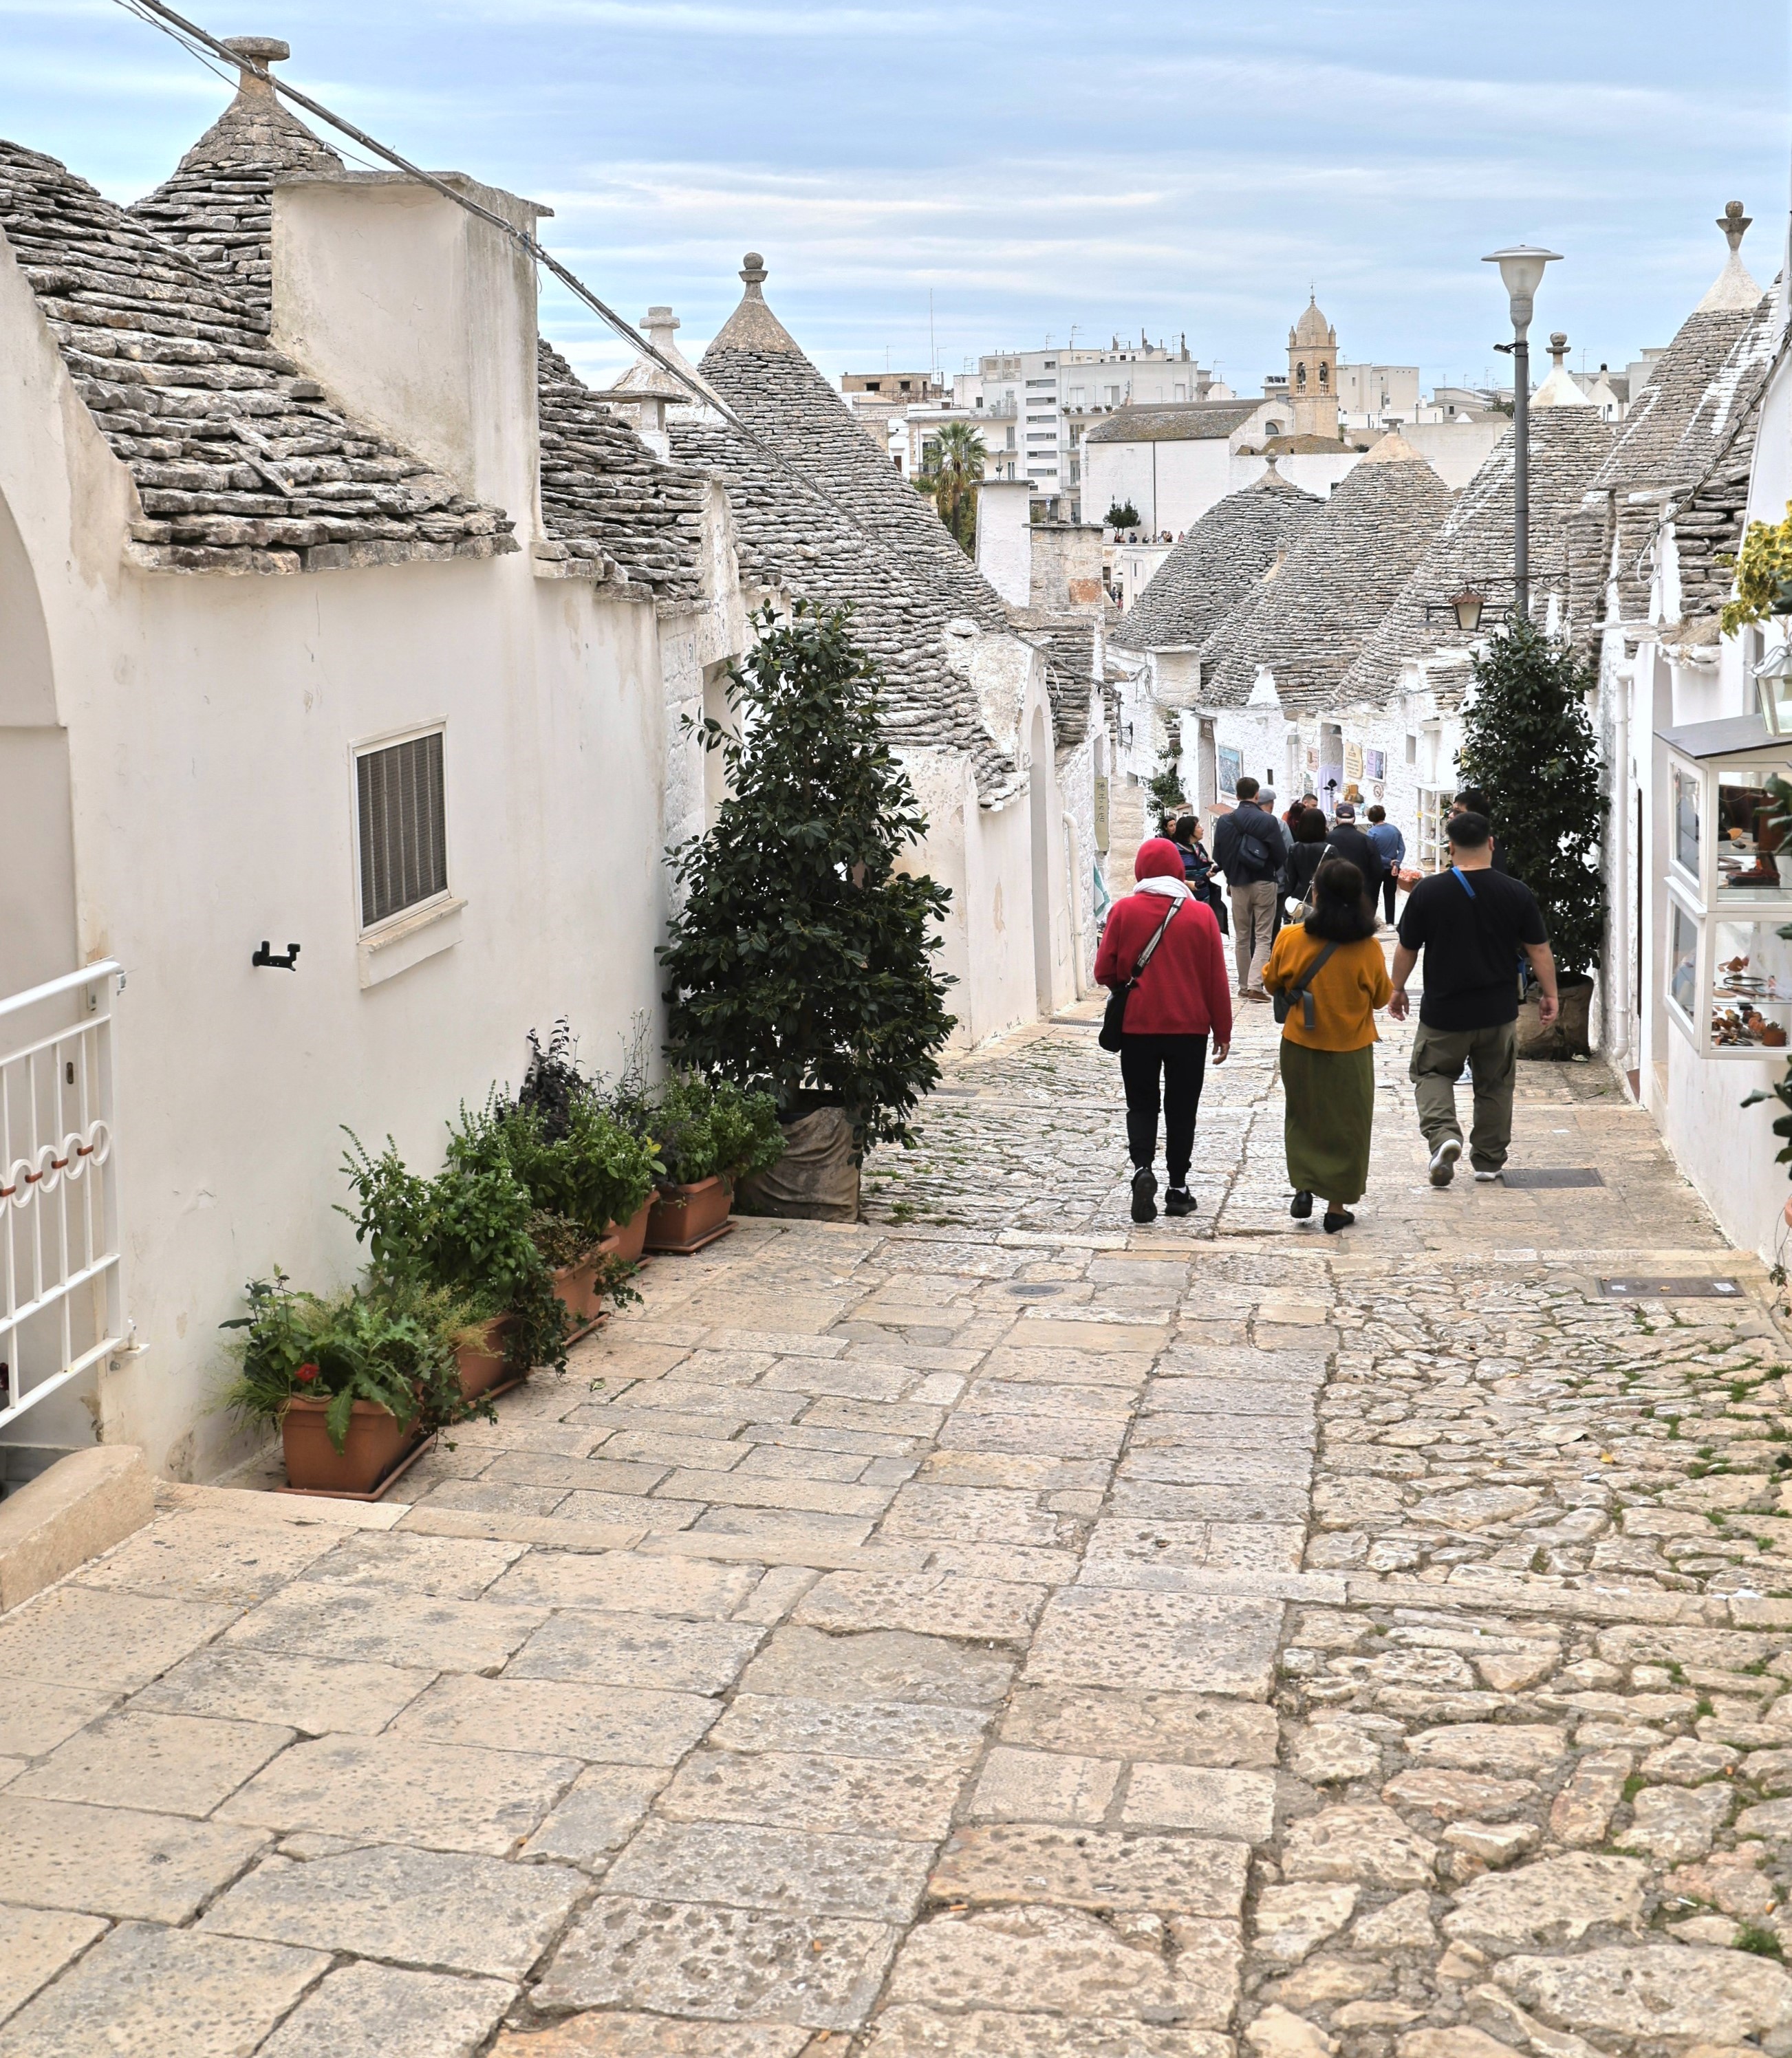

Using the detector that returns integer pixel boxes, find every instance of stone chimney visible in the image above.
[975,479,1034,608]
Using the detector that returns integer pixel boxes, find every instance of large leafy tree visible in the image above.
[1456,616,1608,981]
[916,420,984,555]
[658,603,957,1149]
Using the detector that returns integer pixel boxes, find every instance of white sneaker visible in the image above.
[1428,1138,1462,1187]
[1474,1167,1502,1183]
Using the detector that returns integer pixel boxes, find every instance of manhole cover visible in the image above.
[1008,1284,1061,1299]
[1500,1167,1605,1189]
[1598,1277,1745,1299]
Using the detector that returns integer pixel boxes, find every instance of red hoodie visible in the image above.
[1094,840,1235,1043]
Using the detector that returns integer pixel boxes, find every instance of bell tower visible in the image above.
[1287,293,1339,440]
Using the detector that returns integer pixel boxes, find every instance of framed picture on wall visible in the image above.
[1365,748,1386,781]
[1218,746,1242,795]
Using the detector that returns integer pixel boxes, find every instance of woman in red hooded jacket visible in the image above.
[1094,838,1234,1222]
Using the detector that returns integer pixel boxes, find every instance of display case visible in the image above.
[1661,715,1792,1058]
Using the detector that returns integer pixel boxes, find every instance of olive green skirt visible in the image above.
[1280,1041,1375,1204]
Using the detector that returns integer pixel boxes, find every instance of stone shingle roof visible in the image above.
[1084,400,1260,445]
[1659,288,1784,635]
[1010,611,1100,750]
[1112,472,1322,653]
[129,50,342,294]
[1588,301,1764,499]
[1200,436,1455,713]
[119,67,703,598]
[1339,407,1617,704]
[683,256,1026,794]
[0,137,514,574]
[536,342,707,602]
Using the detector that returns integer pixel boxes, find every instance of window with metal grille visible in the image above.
[356,730,447,929]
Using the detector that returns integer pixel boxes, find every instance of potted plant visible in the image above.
[1456,617,1608,1058]
[657,602,957,1218]
[645,1072,785,1252]
[514,1023,662,1265]
[222,1271,471,1496]
[340,1131,569,1384]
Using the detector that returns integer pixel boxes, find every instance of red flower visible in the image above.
[295,1363,319,1383]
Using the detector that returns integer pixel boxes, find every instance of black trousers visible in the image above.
[1381,875,1399,923]
[1120,1033,1209,1184]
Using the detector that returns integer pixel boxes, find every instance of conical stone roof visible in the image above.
[1340,407,1617,705]
[1112,472,1321,653]
[689,253,1026,793]
[130,39,343,294]
[1200,442,1454,713]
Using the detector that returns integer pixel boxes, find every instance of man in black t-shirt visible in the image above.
[1450,788,1512,876]
[1391,812,1557,1186]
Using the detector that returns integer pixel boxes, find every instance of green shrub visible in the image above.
[338,1132,567,1377]
[453,1097,659,1250]
[220,1270,474,1451]
[658,603,955,1149]
[654,1073,785,1187]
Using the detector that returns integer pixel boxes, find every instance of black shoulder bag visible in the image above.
[1099,899,1182,1052]
[1272,939,1340,1029]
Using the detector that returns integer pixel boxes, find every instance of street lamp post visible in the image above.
[1482,245,1562,622]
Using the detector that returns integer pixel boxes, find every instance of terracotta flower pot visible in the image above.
[282,1396,416,1495]
[609,1198,651,1264]
[645,1176,733,1254]
[554,1235,620,1325]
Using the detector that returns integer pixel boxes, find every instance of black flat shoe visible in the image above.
[1165,1187,1198,1217]
[1323,1209,1355,1234]
[1290,1190,1313,1220]
[1131,1167,1158,1223]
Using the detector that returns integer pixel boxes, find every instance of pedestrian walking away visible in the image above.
[1324,801,1386,918]
[1449,787,1512,875]
[1094,838,1233,1223]
[1213,775,1288,999]
[1390,810,1557,1186]
[1364,804,1406,923]
[1262,858,1392,1234]
[1280,803,1330,918]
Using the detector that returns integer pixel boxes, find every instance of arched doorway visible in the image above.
[0,486,75,997]
[1029,706,1052,1016]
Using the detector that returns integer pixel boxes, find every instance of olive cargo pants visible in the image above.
[1409,1019,1518,1173]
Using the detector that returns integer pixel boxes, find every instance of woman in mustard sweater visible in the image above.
[1262,859,1392,1233]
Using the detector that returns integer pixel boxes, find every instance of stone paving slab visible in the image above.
[3,989,1789,2052]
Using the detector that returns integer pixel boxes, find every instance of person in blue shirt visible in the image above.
[1364,805,1407,923]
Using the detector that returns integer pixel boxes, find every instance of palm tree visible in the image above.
[916,420,985,557]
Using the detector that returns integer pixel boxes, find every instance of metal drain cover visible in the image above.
[1500,1167,1605,1189]
[1598,1277,1744,1299]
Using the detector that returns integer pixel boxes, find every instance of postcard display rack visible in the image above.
[1663,717,1792,1058]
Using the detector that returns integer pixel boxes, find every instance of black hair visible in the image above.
[1366,804,1386,823]
[1447,810,1492,851]
[1235,775,1260,800]
[1291,806,1330,844]
[1304,858,1377,940]
[1452,787,1491,816]
[1172,814,1198,845]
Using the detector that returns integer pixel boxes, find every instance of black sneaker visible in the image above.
[1130,1167,1158,1223]
[1165,1187,1198,1217]
[1290,1190,1313,1220]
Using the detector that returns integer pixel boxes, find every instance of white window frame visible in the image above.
[347,717,465,989]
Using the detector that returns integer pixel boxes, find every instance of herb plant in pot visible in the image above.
[657,602,957,1218]
[645,1072,784,1253]
[340,1131,568,1388]
[518,1021,660,1261]
[222,1270,472,1495]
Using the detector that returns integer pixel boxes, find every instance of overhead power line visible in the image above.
[113,0,898,559]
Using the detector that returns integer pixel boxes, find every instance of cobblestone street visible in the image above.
[3,984,1792,2056]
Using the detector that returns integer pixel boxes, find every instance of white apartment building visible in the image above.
[951,336,1218,519]
[1336,360,1422,429]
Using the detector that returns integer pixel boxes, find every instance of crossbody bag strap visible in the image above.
[1127,899,1182,987]
[1285,938,1341,1031]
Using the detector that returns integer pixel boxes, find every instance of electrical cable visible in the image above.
[112,0,906,562]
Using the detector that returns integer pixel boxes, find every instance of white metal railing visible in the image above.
[0,963,123,1429]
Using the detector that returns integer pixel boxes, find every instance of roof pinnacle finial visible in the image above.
[1548,331,1569,369]
[221,34,289,97]
[1720,200,1752,255]
[740,252,768,299]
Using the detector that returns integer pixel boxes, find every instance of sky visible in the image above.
[3,0,1789,398]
